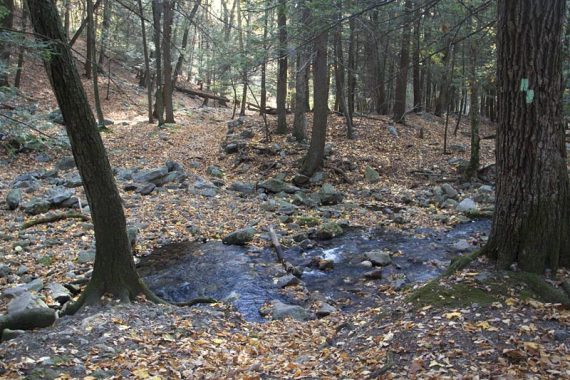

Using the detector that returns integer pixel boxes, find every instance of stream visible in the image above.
[138,219,490,322]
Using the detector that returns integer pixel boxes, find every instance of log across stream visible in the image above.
[138,219,491,322]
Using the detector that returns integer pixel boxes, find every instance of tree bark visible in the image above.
[301,29,329,176]
[87,0,105,127]
[412,1,422,112]
[393,0,412,123]
[465,18,479,178]
[138,0,154,123]
[484,0,569,272]
[276,0,288,134]
[292,0,309,143]
[97,0,111,67]
[14,0,28,88]
[27,0,157,311]
[259,1,268,115]
[152,0,164,125]
[162,0,175,123]
[0,0,14,87]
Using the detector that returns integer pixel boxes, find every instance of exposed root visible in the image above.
[21,211,90,229]
[173,297,218,307]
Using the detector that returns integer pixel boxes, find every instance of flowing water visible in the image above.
[138,219,490,322]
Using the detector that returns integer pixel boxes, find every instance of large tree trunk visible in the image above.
[301,29,329,176]
[97,0,111,67]
[347,10,356,118]
[465,18,479,178]
[27,0,156,311]
[0,0,14,87]
[259,1,268,115]
[484,0,569,272]
[276,0,288,134]
[333,11,345,114]
[162,0,175,123]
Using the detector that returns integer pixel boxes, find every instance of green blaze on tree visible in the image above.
[484,0,569,273]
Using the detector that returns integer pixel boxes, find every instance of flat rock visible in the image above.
[222,227,255,246]
[457,198,477,213]
[365,250,392,266]
[230,181,255,194]
[276,274,301,288]
[269,300,310,321]
[258,178,300,194]
[316,302,336,318]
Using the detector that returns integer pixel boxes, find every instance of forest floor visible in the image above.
[0,59,569,379]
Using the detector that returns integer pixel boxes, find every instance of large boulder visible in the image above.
[222,227,255,245]
[457,198,477,213]
[23,198,52,215]
[258,178,300,194]
[318,183,344,205]
[0,293,56,332]
[441,183,459,199]
[230,181,255,194]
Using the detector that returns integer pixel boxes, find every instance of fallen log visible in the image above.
[175,86,230,104]
[268,226,302,278]
[247,102,291,115]
[22,211,90,229]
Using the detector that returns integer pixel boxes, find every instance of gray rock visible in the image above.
[240,129,255,139]
[309,171,325,184]
[23,198,52,215]
[206,165,224,178]
[133,167,169,185]
[77,249,96,263]
[324,143,334,156]
[35,153,51,163]
[315,222,343,240]
[292,174,310,186]
[553,329,569,342]
[457,198,477,213]
[276,274,301,288]
[47,283,71,304]
[6,189,21,210]
[7,292,49,314]
[56,156,76,171]
[191,178,218,197]
[390,278,407,290]
[225,143,239,154]
[449,144,467,153]
[270,300,310,321]
[316,303,336,318]
[474,271,492,284]
[1,328,25,341]
[136,183,156,195]
[64,173,83,188]
[222,227,255,245]
[127,226,138,247]
[47,187,74,205]
[387,124,399,137]
[453,239,471,252]
[166,160,183,172]
[360,260,373,268]
[3,278,44,298]
[48,109,65,125]
[258,178,300,194]
[441,183,459,199]
[442,199,459,209]
[0,264,12,277]
[364,269,383,280]
[479,185,494,193]
[319,183,344,205]
[230,181,255,194]
[16,265,28,275]
[364,166,380,183]
[365,250,392,266]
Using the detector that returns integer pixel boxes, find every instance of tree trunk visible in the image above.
[14,0,28,88]
[484,0,569,272]
[87,0,105,127]
[259,1,268,115]
[393,0,412,123]
[0,0,14,87]
[301,29,329,176]
[97,0,111,67]
[333,10,345,114]
[162,0,175,123]
[27,0,157,311]
[465,19,479,178]
[152,0,164,125]
[276,0,288,134]
[412,2,422,112]
[64,0,70,38]
[435,41,453,117]
[347,11,356,118]
[138,0,153,123]
[292,0,309,143]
